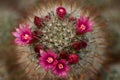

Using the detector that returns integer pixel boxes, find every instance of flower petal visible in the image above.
[14,38,23,45]
[61,72,67,78]
[12,32,20,37]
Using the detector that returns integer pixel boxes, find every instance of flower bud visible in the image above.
[56,7,66,18]
[68,54,79,64]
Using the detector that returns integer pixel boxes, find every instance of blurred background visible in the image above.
[0,0,120,80]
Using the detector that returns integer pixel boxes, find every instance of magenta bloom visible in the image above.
[38,50,57,71]
[76,16,94,34]
[56,7,66,18]
[52,59,70,78]
[12,23,33,45]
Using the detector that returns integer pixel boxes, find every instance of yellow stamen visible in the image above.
[58,63,64,69]
[47,57,54,63]
[22,34,30,40]
[79,24,86,31]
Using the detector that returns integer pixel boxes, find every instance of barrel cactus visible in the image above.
[12,0,109,80]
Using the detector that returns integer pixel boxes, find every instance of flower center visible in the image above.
[46,57,54,63]
[79,24,86,31]
[22,34,31,41]
[58,63,64,69]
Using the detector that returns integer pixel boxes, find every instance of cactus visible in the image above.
[12,0,111,80]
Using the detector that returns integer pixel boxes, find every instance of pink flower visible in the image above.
[12,23,33,45]
[76,16,94,34]
[38,50,57,71]
[52,59,70,78]
[56,7,66,18]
